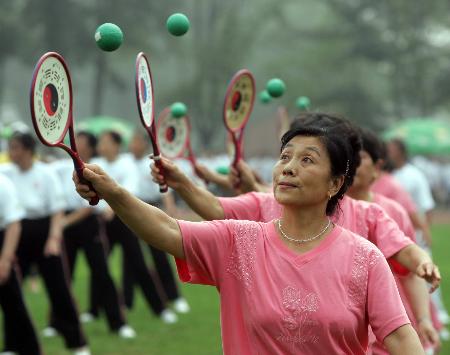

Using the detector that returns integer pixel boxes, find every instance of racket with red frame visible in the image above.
[156,107,205,182]
[135,52,168,193]
[30,52,99,205]
[223,69,255,169]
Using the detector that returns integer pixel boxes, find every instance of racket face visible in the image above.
[156,108,189,159]
[30,52,72,145]
[135,52,155,128]
[223,70,255,132]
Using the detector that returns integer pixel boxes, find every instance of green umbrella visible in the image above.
[76,116,134,145]
[383,119,450,155]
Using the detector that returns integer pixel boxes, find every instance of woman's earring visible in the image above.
[328,193,332,200]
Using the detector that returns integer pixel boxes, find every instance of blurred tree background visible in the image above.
[1,0,450,155]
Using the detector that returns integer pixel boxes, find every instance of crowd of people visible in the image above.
[0,111,449,354]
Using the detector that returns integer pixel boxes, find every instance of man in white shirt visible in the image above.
[124,130,189,314]
[5,132,90,355]
[90,131,177,324]
[0,172,41,355]
[51,131,135,338]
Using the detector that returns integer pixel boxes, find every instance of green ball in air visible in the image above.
[296,96,311,110]
[167,13,190,36]
[259,90,272,104]
[171,102,187,118]
[266,78,286,98]
[95,23,123,51]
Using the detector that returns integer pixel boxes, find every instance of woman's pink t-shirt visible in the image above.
[176,220,409,354]
[218,193,413,259]
[371,173,417,214]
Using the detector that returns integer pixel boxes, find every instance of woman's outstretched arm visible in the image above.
[74,164,184,259]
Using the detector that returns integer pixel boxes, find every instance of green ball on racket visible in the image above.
[266,78,286,98]
[167,13,190,36]
[171,102,187,118]
[259,90,272,104]
[95,23,123,51]
[296,96,311,110]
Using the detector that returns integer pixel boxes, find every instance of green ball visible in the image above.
[216,166,230,175]
[95,23,123,51]
[266,78,286,98]
[171,102,187,118]
[296,96,311,109]
[167,13,190,36]
[259,90,272,104]
[0,126,12,139]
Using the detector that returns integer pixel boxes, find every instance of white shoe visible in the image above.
[73,347,91,355]
[118,325,136,339]
[440,327,450,341]
[439,311,450,325]
[42,326,58,337]
[173,297,190,314]
[0,352,17,355]
[160,309,178,324]
[80,312,95,323]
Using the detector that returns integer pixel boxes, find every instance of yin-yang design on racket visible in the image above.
[224,72,254,132]
[223,70,255,168]
[33,56,71,144]
[157,112,189,159]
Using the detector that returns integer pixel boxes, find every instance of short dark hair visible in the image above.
[77,131,97,150]
[102,130,122,146]
[10,132,36,153]
[359,128,383,163]
[388,138,408,160]
[283,113,362,216]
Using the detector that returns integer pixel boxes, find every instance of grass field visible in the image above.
[13,223,450,354]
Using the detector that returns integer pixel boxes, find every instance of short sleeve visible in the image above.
[44,167,66,214]
[121,158,140,195]
[175,220,234,287]
[367,254,410,342]
[0,175,25,228]
[396,190,417,214]
[218,192,262,221]
[367,205,413,259]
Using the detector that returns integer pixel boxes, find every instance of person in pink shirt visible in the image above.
[346,128,440,353]
[371,145,433,247]
[151,115,440,293]
[74,114,423,354]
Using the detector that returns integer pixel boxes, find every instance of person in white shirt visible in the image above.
[0,172,41,355]
[123,130,189,314]
[387,138,450,329]
[51,131,135,338]
[90,131,177,324]
[5,132,90,355]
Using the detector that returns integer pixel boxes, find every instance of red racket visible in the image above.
[223,69,255,169]
[135,52,168,193]
[30,52,99,205]
[156,107,205,182]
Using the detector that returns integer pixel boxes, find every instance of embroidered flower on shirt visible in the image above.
[226,221,259,291]
[278,286,320,347]
[348,239,382,307]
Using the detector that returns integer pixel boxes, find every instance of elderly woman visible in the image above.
[74,116,423,354]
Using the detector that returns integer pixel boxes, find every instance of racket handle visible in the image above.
[232,140,241,188]
[153,155,168,193]
[76,167,100,206]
